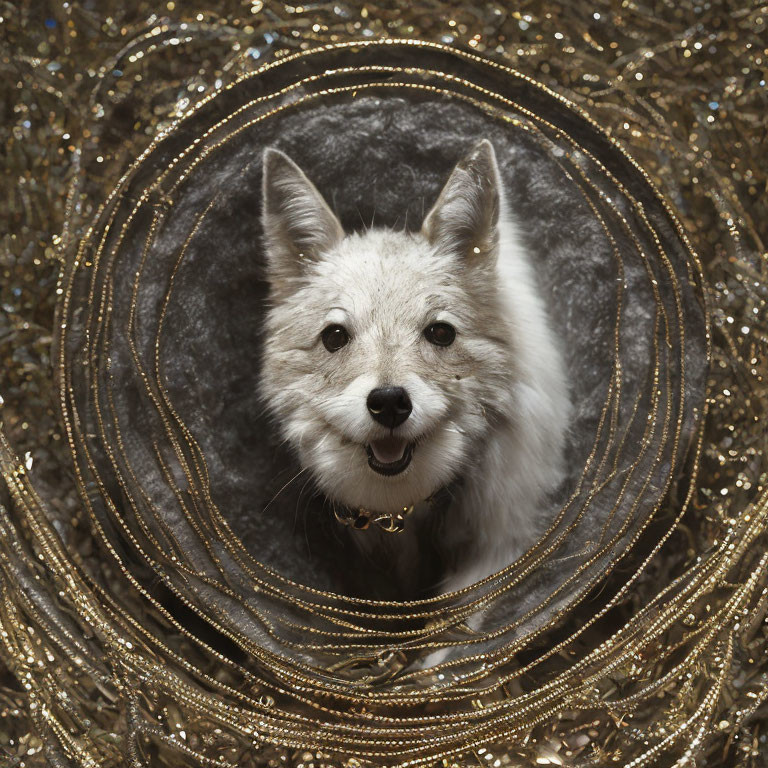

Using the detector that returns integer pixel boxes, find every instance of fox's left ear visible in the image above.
[261,148,344,283]
[422,139,502,266]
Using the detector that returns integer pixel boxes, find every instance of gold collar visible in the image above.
[332,485,456,533]
[333,503,414,533]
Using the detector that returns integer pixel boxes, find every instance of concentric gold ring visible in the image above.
[3,38,763,768]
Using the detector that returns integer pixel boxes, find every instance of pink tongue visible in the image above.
[370,436,408,464]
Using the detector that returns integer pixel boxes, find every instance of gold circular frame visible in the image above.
[4,40,751,768]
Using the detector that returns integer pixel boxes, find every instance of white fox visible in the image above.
[259,140,570,598]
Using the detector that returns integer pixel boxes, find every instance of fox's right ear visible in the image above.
[261,148,344,285]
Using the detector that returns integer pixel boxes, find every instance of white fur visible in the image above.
[259,141,571,606]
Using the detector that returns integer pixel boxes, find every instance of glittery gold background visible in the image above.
[1,2,767,766]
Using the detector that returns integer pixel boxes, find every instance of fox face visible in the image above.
[259,141,526,515]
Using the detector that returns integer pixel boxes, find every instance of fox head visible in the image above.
[259,141,524,514]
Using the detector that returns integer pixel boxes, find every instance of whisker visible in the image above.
[261,466,309,513]
[294,474,318,553]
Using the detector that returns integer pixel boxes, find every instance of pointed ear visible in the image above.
[261,148,344,283]
[422,140,502,266]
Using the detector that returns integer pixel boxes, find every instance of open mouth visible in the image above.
[366,436,414,476]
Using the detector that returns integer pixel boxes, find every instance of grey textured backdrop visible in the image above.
[140,94,694,601]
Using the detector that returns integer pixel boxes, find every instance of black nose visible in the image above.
[366,386,412,429]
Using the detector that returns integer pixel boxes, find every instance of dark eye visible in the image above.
[321,324,350,352]
[424,322,456,347]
